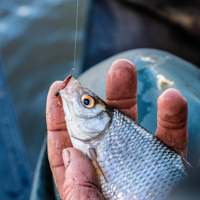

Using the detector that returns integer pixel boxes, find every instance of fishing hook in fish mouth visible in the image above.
[55,75,72,97]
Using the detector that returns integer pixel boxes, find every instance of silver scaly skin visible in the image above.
[60,77,190,200]
[96,110,188,200]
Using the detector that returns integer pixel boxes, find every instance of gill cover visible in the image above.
[59,77,112,142]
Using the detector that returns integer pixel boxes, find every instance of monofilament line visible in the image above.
[73,0,79,69]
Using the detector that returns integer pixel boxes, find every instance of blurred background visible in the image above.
[0,0,89,172]
[0,0,200,199]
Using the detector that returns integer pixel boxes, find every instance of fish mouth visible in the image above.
[62,77,82,98]
[55,75,83,99]
[55,75,73,97]
[55,76,80,107]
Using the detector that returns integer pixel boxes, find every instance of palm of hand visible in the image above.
[46,59,188,200]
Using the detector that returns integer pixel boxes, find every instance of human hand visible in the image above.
[46,59,188,200]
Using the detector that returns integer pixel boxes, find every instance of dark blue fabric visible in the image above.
[83,0,200,70]
[30,136,56,200]
[0,56,31,199]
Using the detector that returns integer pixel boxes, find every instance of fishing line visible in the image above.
[73,0,79,71]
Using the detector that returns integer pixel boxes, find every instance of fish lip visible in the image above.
[55,75,73,96]
[65,77,82,93]
[59,77,81,99]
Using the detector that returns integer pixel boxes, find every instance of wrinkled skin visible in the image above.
[46,59,188,200]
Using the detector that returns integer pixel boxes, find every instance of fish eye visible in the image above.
[81,95,95,108]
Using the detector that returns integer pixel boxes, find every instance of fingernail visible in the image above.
[62,148,70,169]
[158,88,188,123]
[106,59,137,100]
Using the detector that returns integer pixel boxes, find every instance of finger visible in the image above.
[106,59,138,122]
[62,148,104,200]
[155,89,188,159]
[46,81,72,199]
[47,81,72,168]
[46,81,66,131]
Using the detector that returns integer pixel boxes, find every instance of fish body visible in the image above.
[59,77,190,200]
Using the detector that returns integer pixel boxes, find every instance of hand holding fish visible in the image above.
[46,59,188,200]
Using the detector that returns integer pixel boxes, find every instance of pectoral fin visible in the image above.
[89,147,108,182]
[181,157,193,172]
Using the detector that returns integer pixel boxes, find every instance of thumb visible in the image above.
[62,148,105,200]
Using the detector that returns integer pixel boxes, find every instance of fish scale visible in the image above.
[96,109,188,200]
[60,77,190,200]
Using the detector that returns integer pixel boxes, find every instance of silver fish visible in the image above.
[59,76,191,200]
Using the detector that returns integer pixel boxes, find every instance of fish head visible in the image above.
[60,77,112,151]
